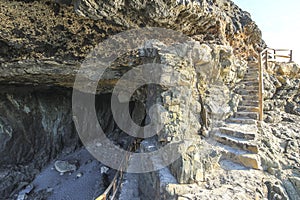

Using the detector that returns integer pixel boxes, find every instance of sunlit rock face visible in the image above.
[0,0,263,89]
[74,0,264,59]
[1,0,300,199]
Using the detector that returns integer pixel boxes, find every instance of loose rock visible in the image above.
[54,160,77,174]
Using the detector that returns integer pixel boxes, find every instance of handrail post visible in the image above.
[265,50,268,71]
[290,50,293,62]
[258,52,264,121]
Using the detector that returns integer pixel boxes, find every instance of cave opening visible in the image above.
[0,82,165,198]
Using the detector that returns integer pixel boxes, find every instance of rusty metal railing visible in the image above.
[258,48,293,121]
[95,141,137,200]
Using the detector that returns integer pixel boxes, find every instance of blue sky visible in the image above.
[234,0,300,63]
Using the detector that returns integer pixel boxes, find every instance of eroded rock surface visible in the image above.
[0,0,299,199]
[0,0,264,88]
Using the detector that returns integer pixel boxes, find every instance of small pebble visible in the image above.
[76,172,83,178]
[100,166,109,174]
[96,142,102,147]
[54,160,77,173]
[87,159,92,164]
[46,188,54,193]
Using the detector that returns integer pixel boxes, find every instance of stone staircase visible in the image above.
[213,63,262,170]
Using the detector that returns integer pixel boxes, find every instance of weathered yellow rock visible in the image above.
[277,75,288,85]
[248,146,259,154]
[237,154,261,170]
[195,169,204,182]
[277,62,300,77]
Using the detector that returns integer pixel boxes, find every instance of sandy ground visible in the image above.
[22,148,114,200]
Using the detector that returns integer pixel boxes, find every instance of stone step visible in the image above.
[240,81,259,86]
[236,154,261,170]
[246,85,259,90]
[214,132,259,154]
[239,102,259,108]
[242,88,259,92]
[219,127,256,140]
[243,77,258,81]
[220,151,261,170]
[235,111,259,120]
[243,78,258,82]
[244,75,258,79]
[239,100,259,106]
[238,83,259,88]
[237,106,259,112]
[209,85,226,90]
[246,70,259,74]
[236,89,258,95]
[245,69,259,75]
[236,85,259,91]
[217,143,261,170]
[240,93,258,99]
[241,79,258,83]
[247,67,259,71]
[247,70,259,74]
[245,69,258,73]
[248,63,259,67]
[226,117,257,125]
[245,70,259,75]
[224,123,258,134]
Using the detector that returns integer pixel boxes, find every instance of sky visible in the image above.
[234,0,300,63]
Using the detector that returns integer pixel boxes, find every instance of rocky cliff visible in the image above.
[0,0,299,199]
[0,0,264,87]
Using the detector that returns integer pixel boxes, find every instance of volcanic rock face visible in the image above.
[74,0,264,58]
[263,62,300,118]
[0,0,299,199]
[0,0,124,62]
[0,87,77,166]
[0,0,263,88]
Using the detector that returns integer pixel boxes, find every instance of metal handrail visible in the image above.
[258,51,264,121]
[95,141,137,200]
[258,47,293,121]
[265,48,293,64]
